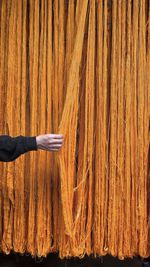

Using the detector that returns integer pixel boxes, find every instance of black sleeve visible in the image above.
[0,135,37,162]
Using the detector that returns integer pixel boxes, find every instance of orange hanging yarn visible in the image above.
[0,0,149,259]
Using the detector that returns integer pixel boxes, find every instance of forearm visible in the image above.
[0,135,37,162]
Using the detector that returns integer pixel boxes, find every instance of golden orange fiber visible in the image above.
[0,0,149,259]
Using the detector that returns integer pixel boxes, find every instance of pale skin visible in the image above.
[36,134,64,152]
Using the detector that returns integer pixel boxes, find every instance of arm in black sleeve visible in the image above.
[0,135,37,162]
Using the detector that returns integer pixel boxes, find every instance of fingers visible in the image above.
[48,134,64,151]
[50,148,60,152]
[49,143,63,152]
[49,134,63,139]
[47,146,62,152]
[50,144,62,149]
[36,133,64,152]
[49,139,64,145]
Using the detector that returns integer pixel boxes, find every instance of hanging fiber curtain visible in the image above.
[0,0,150,260]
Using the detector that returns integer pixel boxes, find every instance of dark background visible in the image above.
[0,253,145,267]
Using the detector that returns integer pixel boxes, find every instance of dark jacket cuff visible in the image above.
[23,136,37,152]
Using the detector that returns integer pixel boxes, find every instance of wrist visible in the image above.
[36,136,40,149]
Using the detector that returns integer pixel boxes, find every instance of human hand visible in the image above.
[36,134,64,152]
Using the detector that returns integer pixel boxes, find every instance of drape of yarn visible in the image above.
[0,0,149,259]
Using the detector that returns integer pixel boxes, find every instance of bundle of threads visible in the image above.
[0,0,149,259]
